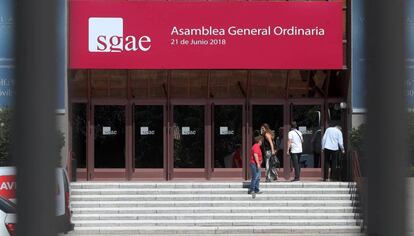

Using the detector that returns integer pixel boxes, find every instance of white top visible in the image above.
[322,126,344,151]
[288,129,303,153]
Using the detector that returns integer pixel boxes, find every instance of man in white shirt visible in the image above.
[322,124,345,181]
[287,121,303,181]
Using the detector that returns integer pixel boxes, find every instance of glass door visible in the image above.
[172,105,205,178]
[251,105,284,177]
[291,104,323,178]
[327,102,347,180]
[211,104,244,178]
[133,105,165,178]
[71,103,87,179]
[93,105,126,178]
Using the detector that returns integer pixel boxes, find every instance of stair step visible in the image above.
[70,194,353,201]
[72,225,362,234]
[65,234,366,236]
[71,200,356,208]
[72,212,360,220]
[69,181,362,234]
[71,188,352,195]
[71,206,360,214]
[70,182,356,189]
[72,219,359,227]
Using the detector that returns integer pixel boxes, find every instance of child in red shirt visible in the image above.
[248,136,264,195]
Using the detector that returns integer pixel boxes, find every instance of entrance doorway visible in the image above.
[133,104,166,179]
[93,105,126,178]
[171,105,206,178]
[68,69,349,181]
[250,104,284,177]
[211,104,244,178]
[291,103,323,178]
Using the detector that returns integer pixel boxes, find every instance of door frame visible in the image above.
[326,98,348,180]
[131,99,167,180]
[69,100,88,180]
[90,99,129,180]
[289,99,325,179]
[209,99,246,179]
[169,99,208,179]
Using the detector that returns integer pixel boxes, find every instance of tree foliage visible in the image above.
[0,108,65,167]
[350,123,366,155]
[351,114,414,176]
[0,108,12,166]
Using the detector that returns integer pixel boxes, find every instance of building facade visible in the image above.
[68,0,350,181]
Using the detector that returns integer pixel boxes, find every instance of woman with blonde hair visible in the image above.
[260,123,278,182]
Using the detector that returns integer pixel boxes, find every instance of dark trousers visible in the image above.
[276,149,284,168]
[324,149,339,180]
[314,152,321,168]
[290,152,301,180]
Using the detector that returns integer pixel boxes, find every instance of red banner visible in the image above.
[69,1,343,69]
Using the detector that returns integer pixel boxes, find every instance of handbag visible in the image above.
[270,154,280,167]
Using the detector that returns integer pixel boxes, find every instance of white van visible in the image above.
[0,196,16,236]
[0,167,74,233]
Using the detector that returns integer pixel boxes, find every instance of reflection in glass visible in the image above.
[94,105,125,168]
[252,105,284,167]
[214,105,242,168]
[173,106,204,168]
[72,103,86,168]
[292,105,321,168]
[134,105,163,168]
[328,103,342,124]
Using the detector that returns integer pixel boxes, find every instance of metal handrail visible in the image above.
[351,151,366,232]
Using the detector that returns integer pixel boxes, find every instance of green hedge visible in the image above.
[351,114,414,177]
[0,108,65,167]
[0,108,12,166]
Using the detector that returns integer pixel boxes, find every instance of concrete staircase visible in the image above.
[69,181,363,235]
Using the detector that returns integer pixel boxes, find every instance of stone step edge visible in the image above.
[72,226,363,229]
[70,183,355,186]
[70,183,356,188]
[71,188,353,192]
[71,200,356,203]
[72,225,362,233]
[72,218,359,222]
[71,193,353,196]
[70,207,361,213]
[71,206,358,210]
[66,233,365,236]
[71,182,356,185]
[72,212,359,217]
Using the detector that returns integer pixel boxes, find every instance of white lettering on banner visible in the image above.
[0,89,13,97]
[273,26,325,36]
[89,17,151,53]
[228,26,271,36]
[170,26,325,37]
[407,78,414,97]
[0,79,14,87]
[171,26,226,36]
[0,182,16,191]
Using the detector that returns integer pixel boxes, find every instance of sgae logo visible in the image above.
[88,17,151,53]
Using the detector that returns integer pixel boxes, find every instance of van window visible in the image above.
[0,197,16,214]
